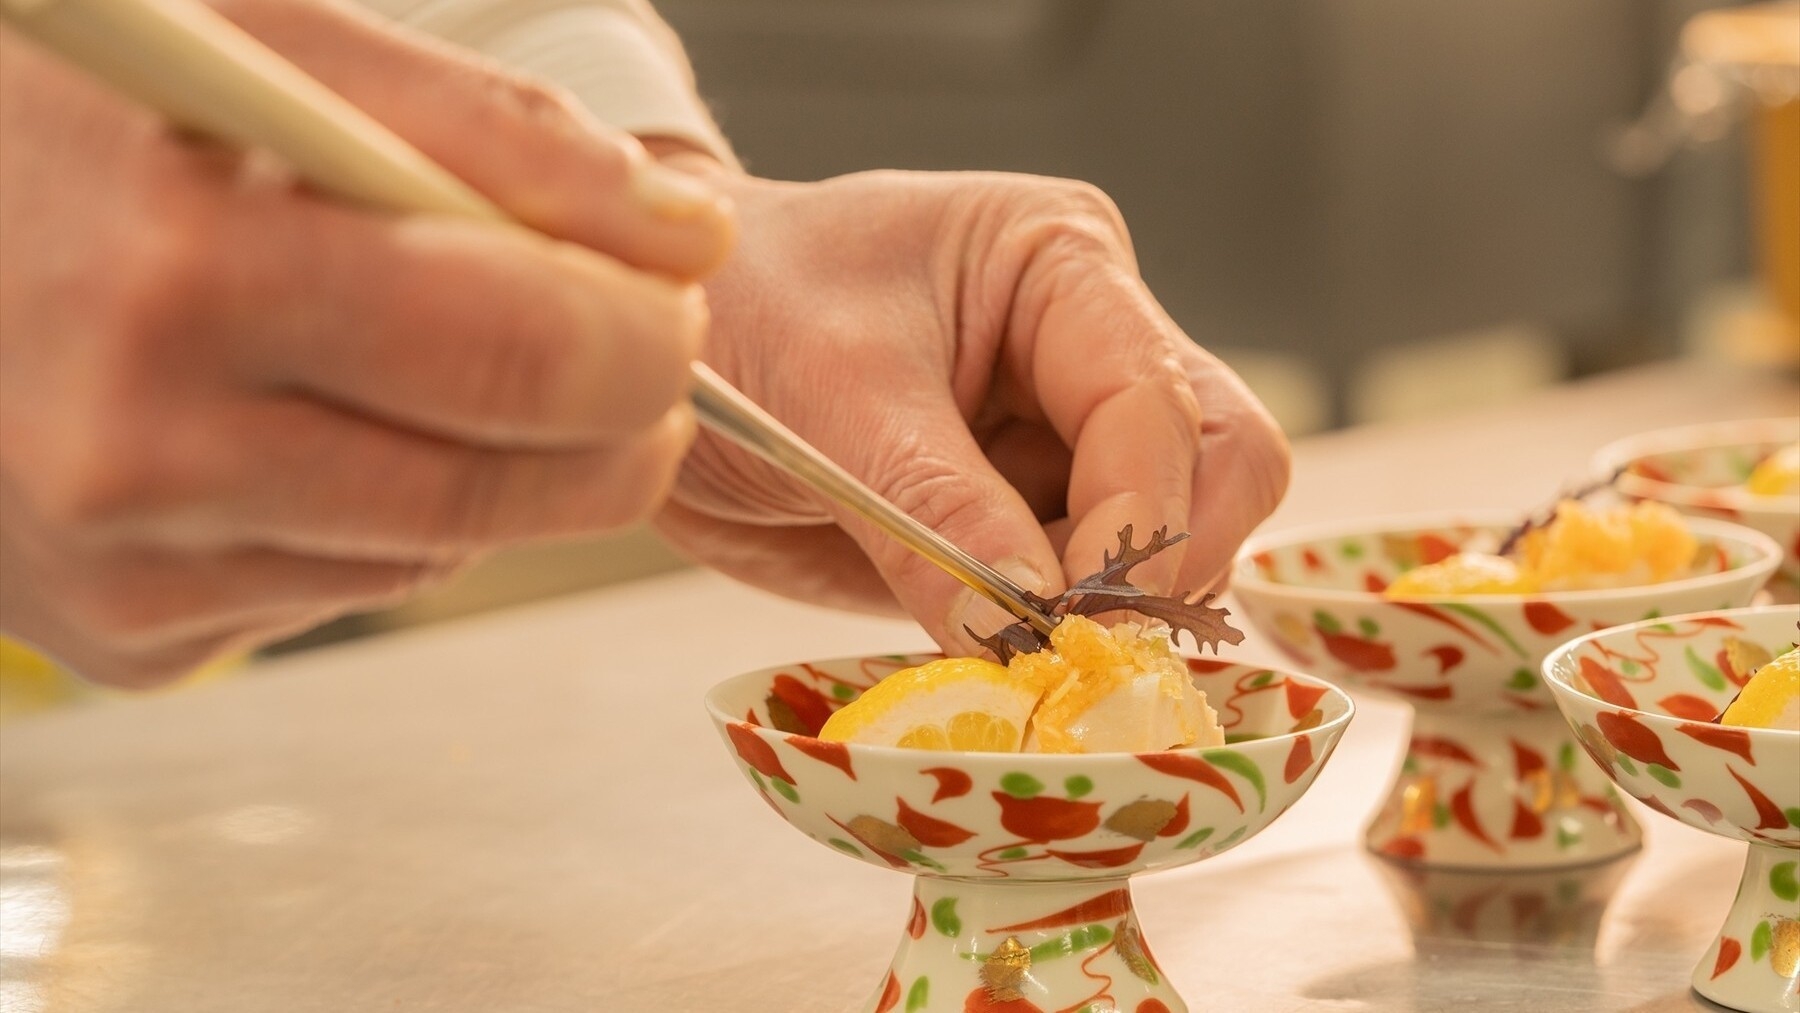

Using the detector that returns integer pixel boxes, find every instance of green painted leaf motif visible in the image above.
[1441,603,1528,657]
[1752,920,1773,963]
[1619,658,1641,676]
[1556,823,1581,850]
[1615,754,1639,776]
[902,850,946,872]
[1772,862,1799,903]
[1646,764,1681,789]
[1029,923,1114,962]
[1401,755,1422,775]
[1313,610,1342,634]
[1249,671,1275,688]
[1785,807,1800,829]
[828,837,863,857]
[905,976,929,1012]
[831,683,856,700]
[997,846,1030,860]
[1357,617,1381,638]
[1507,668,1537,691]
[749,770,767,790]
[1433,802,1452,829]
[770,778,800,802]
[1685,646,1727,692]
[1064,775,1094,799]
[1001,772,1044,799]
[930,897,962,937]
[1176,827,1214,849]
[1558,743,1578,772]
[1341,540,1365,559]
[1218,825,1248,848]
[1202,749,1268,812]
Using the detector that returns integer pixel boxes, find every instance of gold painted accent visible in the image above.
[1771,917,1800,979]
[1552,770,1582,811]
[844,816,920,857]
[1521,769,1554,813]
[1293,708,1325,732]
[981,936,1030,1001]
[764,693,808,734]
[1104,800,1178,842]
[1381,534,1424,569]
[1274,612,1311,647]
[1725,637,1775,681]
[1116,920,1158,984]
[1399,776,1437,835]
[1577,725,1618,767]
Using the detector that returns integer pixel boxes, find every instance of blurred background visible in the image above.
[5,0,1796,714]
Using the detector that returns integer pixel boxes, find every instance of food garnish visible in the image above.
[1386,500,1699,597]
[817,526,1235,754]
[820,615,1224,753]
[970,525,1244,664]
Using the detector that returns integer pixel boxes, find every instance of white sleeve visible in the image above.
[355,0,735,164]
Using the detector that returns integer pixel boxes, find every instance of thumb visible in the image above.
[211,0,734,279]
[825,393,1067,658]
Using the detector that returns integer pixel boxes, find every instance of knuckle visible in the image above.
[428,452,515,548]
[467,312,574,431]
[28,420,162,536]
[480,72,585,139]
[869,438,994,548]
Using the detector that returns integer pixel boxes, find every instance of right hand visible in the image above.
[0,0,734,687]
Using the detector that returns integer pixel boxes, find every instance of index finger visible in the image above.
[1014,261,1204,596]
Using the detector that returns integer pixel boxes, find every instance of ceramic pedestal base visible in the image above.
[865,876,1182,1013]
[1693,845,1800,1013]
[1365,706,1641,869]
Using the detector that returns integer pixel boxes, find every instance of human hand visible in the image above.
[0,1,733,686]
[651,156,1289,655]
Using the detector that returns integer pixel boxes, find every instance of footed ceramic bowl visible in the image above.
[1232,511,1780,870]
[1544,605,1800,1013]
[1595,418,1800,602]
[707,654,1353,1013]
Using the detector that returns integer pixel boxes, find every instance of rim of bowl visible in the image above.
[703,654,1356,761]
[1540,603,1800,726]
[1592,417,1800,510]
[1230,508,1783,606]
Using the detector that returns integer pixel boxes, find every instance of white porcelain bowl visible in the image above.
[1232,510,1781,870]
[707,653,1353,1013]
[1544,605,1800,1013]
[1594,418,1800,601]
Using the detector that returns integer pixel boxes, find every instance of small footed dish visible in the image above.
[706,654,1353,1013]
[1232,510,1781,869]
[1544,605,1800,1013]
[1594,418,1800,602]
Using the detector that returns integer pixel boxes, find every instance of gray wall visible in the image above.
[661,0,1752,425]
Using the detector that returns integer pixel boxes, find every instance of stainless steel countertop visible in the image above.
[2,360,1792,1012]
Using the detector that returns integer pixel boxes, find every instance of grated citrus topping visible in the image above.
[817,617,1223,754]
[1384,500,1698,597]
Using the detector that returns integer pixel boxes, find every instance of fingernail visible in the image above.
[631,159,723,220]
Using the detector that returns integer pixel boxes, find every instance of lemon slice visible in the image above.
[818,657,1039,751]
[1385,552,1532,597]
[1746,443,1800,496]
[1719,646,1800,730]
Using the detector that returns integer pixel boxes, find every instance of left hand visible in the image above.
[651,154,1290,655]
